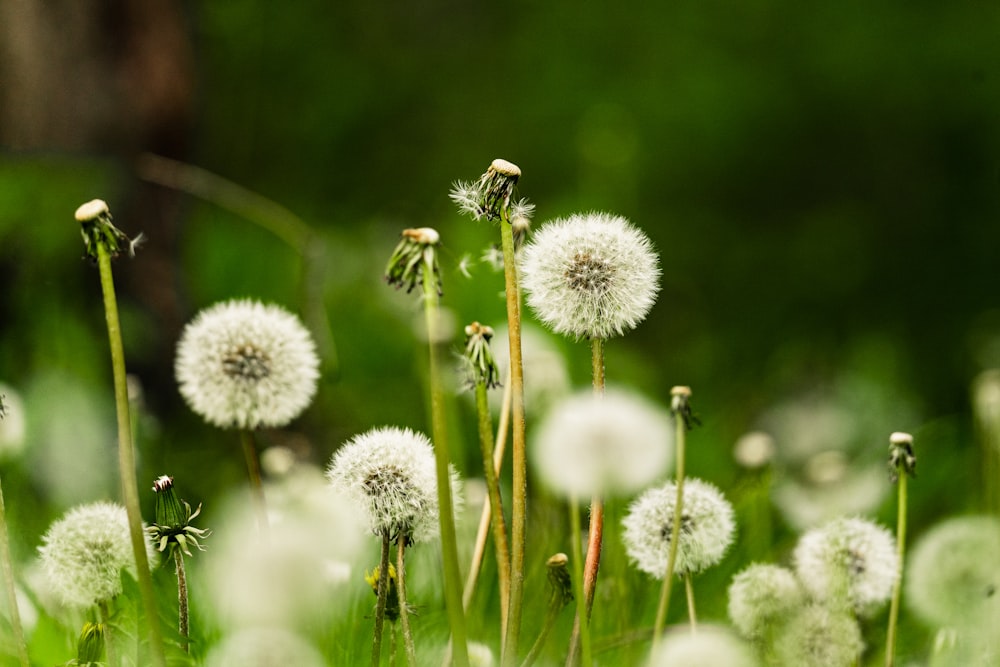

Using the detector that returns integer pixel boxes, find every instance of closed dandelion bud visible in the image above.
[147,475,211,556]
[520,212,660,340]
[463,321,501,389]
[773,603,864,667]
[175,299,320,430]
[38,501,154,608]
[76,621,105,665]
[385,227,443,296]
[647,625,757,667]
[793,516,898,617]
[622,478,736,578]
[905,515,1000,628]
[727,563,805,639]
[533,388,673,497]
[327,426,461,544]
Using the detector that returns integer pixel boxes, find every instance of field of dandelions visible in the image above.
[0,157,998,667]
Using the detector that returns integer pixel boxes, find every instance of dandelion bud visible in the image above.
[622,478,736,578]
[365,563,401,622]
[887,431,916,482]
[384,227,443,296]
[76,621,105,665]
[520,212,660,340]
[463,321,501,389]
[147,475,211,556]
[727,563,804,639]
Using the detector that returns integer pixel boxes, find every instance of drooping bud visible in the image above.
[463,321,501,389]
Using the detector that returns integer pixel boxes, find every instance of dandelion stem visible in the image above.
[568,498,593,667]
[396,538,418,667]
[239,429,269,534]
[476,380,511,630]
[373,531,392,667]
[421,270,469,667]
[683,573,698,633]
[501,202,528,667]
[0,477,28,667]
[521,584,566,667]
[885,471,907,667]
[173,549,190,653]
[94,241,166,667]
[98,600,118,667]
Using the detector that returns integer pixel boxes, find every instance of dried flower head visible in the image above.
[905,515,1000,628]
[385,227,443,296]
[622,478,736,578]
[520,212,660,339]
[463,321,501,389]
[75,199,144,260]
[175,299,320,430]
[647,625,757,667]
[450,159,523,222]
[793,516,898,617]
[38,501,154,608]
[773,602,864,667]
[727,563,805,639]
[532,388,673,497]
[887,431,916,482]
[327,426,460,544]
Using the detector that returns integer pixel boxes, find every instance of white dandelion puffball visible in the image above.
[532,388,672,497]
[773,603,864,667]
[175,299,320,429]
[793,516,898,616]
[520,212,660,339]
[622,478,736,578]
[647,625,757,667]
[727,563,805,639]
[327,426,460,544]
[905,515,1000,628]
[38,501,154,608]
[204,628,325,667]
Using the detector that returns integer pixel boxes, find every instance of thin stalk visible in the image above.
[651,406,687,653]
[421,275,469,667]
[372,531,392,667]
[568,498,593,667]
[95,242,166,667]
[173,549,190,653]
[521,587,566,667]
[476,381,511,628]
[396,538,418,667]
[99,600,118,667]
[683,574,698,633]
[885,472,907,667]
[500,207,528,667]
[0,477,28,667]
[239,429,269,534]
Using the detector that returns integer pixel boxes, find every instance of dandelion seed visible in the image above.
[38,501,154,608]
[773,602,864,667]
[647,625,757,667]
[622,478,736,578]
[533,388,673,497]
[727,563,805,640]
[793,516,898,616]
[175,299,320,430]
[520,212,660,340]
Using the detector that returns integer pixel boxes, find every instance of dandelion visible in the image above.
[175,299,320,430]
[38,501,154,609]
[623,478,736,579]
[532,388,673,498]
[733,431,776,470]
[905,515,1000,628]
[385,227,443,296]
[647,625,758,667]
[520,212,660,340]
[773,602,864,667]
[727,564,805,640]
[793,516,898,617]
[204,628,325,667]
[450,159,523,223]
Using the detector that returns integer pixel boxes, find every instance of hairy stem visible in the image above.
[521,588,565,667]
[476,381,511,629]
[568,499,593,667]
[885,472,908,667]
[372,531,392,667]
[99,600,118,667]
[396,539,418,667]
[173,549,190,652]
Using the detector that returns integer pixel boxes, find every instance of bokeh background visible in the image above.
[2,1,999,662]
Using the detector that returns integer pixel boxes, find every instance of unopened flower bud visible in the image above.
[76,621,105,665]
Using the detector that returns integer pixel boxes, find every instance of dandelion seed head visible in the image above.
[773,602,864,667]
[327,426,460,544]
[622,478,736,578]
[646,625,757,667]
[38,501,154,608]
[727,563,805,639]
[532,388,672,497]
[520,212,660,339]
[793,516,898,616]
[175,299,320,430]
[906,515,1000,628]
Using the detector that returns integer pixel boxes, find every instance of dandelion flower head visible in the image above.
[38,501,154,608]
[520,212,660,340]
[175,299,320,430]
[622,478,736,578]
[532,388,672,497]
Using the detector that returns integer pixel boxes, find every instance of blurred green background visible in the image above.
[1,1,999,661]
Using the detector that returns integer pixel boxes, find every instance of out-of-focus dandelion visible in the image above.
[727,563,805,641]
[203,627,325,667]
[773,603,864,667]
[646,625,758,667]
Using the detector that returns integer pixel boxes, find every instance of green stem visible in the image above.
[651,408,687,654]
[422,274,469,667]
[95,242,166,667]
[501,207,528,667]
[174,549,190,653]
[0,477,28,667]
[476,381,511,629]
[396,539,418,667]
[683,574,697,633]
[239,429,269,534]
[373,531,392,667]
[99,600,118,667]
[521,590,564,667]
[885,473,907,667]
[569,498,593,667]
